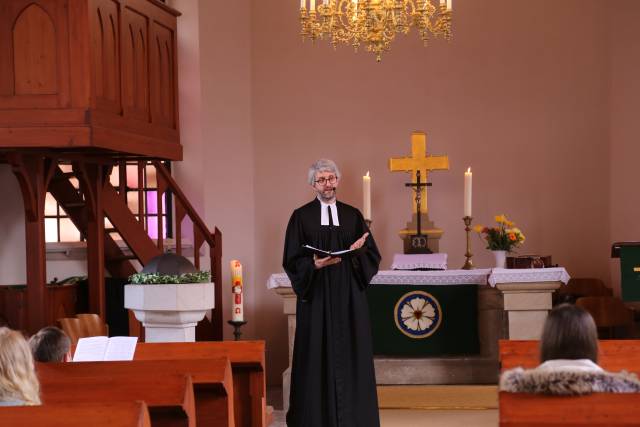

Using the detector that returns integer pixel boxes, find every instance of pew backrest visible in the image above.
[39,373,196,427]
[133,341,265,427]
[500,392,640,426]
[0,401,151,427]
[500,339,640,373]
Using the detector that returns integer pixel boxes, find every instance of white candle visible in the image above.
[310,0,315,11]
[464,167,472,217]
[230,260,244,322]
[446,0,452,11]
[440,0,445,6]
[301,0,305,9]
[363,171,371,221]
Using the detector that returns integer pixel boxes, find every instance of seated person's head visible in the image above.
[0,327,41,405]
[540,303,598,364]
[29,326,71,363]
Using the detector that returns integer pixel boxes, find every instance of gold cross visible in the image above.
[388,132,449,214]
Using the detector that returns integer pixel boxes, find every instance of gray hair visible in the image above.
[308,159,341,185]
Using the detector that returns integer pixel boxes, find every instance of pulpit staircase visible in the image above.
[46,160,222,340]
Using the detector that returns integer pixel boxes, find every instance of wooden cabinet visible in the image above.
[0,0,181,160]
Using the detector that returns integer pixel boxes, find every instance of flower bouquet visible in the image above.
[473,215,525,268]
[474,214,525,252]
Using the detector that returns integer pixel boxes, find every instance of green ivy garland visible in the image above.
[129,271,211,285]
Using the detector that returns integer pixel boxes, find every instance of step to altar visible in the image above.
[377,385,498,410]
[374,356,499,385]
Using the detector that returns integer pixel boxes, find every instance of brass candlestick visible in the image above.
[462,216,474,270]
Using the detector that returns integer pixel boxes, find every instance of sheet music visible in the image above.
[104,336,138,361]
[72,336,138,362]
[72,336,109,362]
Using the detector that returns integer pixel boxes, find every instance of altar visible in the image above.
[268,267,570,411]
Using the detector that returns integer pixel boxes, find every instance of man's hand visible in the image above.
[350,232,370,250]
[314,254,341,269]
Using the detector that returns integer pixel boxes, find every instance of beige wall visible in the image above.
[250,0,611,383]
[1,0,638,387]
[609,0,640,294]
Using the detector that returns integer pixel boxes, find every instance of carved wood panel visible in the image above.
[91,0,121,113]
[150,21,176,129]
[121,5,150,122]
[0,0,70,109]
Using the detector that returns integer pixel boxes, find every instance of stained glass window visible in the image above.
[45,162,172,243]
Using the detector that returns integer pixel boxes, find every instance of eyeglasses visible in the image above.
[315,175,337,186]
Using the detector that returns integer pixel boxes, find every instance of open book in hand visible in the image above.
[302,244,363,259]
[72,336,138,362]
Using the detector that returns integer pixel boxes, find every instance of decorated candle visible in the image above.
[464,167,472,217]
[230,260,244,322]
[363,171,371,220]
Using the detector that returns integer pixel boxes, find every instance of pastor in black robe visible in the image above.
[283,198,381,427]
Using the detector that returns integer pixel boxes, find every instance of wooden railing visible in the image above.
[111,159,223,340]
[155,161,222,340]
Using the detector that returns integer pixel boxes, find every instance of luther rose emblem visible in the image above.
[394,291,442,339]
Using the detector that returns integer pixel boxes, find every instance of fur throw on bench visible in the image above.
[500,368,640,395]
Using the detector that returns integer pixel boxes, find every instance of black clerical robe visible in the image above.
[283,199,381,427]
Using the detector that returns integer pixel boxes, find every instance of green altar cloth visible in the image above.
[366,284,479,356]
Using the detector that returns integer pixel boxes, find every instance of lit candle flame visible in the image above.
[366,171,370,177]
[467,167,471,173]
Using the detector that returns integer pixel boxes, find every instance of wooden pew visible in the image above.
[134,341,266,427]
[499,339,640,372]
[38,372,196,427]
[500,393,640,426]
[37,358,235,427]
[0,401,151,427]
[499,339,640,426]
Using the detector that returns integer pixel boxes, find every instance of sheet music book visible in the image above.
[72,336,138,362]
[302,244,362,259]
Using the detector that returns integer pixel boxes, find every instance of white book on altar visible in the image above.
[72,336,138,362]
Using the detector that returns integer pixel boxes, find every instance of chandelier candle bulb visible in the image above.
[464,167,472,217]
[230,260,244,322]
[447,0,452,11]
[300,0,304,8]
[310,0,315,11]
[363,171,371,221]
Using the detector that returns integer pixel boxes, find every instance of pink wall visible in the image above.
[609,0,640,295]
[249,0,611,383]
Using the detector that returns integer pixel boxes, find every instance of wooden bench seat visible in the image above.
[37,358,235,427]
[0,401,151,427]
[499,339,640,426]
[134,341,265,427]
[38,372,195,427]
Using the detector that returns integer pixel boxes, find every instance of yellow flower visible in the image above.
[505,220,515,227]
[473,224,485,233]
[494,214,507,224]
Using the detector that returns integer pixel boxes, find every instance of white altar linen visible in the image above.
[266,267,570,289]
[390,253,448,270]
[487,267,571,287]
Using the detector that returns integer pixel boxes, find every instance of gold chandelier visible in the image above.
[300,0,452,62]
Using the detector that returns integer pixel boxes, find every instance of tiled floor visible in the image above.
[269,409,498,426]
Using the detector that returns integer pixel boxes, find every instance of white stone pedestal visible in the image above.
[495,282,561,340]
[124,283,215,343]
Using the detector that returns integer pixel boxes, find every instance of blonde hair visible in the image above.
[0,327,41,405]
